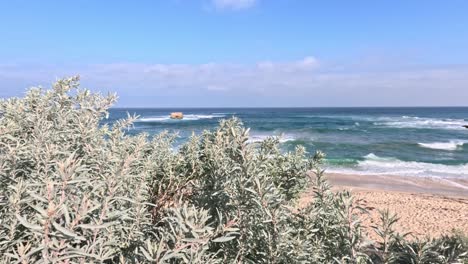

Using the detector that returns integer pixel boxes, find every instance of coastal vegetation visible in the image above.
[0,77,467,263]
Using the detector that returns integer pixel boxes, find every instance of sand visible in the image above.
[300,173,468,240]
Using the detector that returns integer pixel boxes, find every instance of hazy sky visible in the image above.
[1,0,467,107]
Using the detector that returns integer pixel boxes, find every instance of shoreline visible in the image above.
[301,173,468,239]
[326,172,468,197]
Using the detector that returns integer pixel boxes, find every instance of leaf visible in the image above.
[52,222,85,241]
[14,245,44,263]
[67,249,103,260]
[15,214,42,232]
[139,246,155,261]
[62,205,71,225]
[27,203,48,218]
[182,238,206,243]
[244,188,257,195]
[212,236,236,243]
[25,191,47,203]
[224,227,240,232]
[76,222,116,229]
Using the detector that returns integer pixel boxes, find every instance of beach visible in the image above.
[300,173,468,240]
[113,107,468,239]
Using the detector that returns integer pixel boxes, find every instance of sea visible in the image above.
[107,107,468,179]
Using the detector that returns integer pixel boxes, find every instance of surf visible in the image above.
[418,140,466,151]
[137,114,225,122]
[328,153,468,178]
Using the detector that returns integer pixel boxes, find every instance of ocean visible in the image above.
[108,107,468,178]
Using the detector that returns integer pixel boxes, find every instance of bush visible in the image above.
[0,77,466,263]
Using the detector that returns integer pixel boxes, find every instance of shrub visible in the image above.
[0,77,152,262]
[0,77,466,263]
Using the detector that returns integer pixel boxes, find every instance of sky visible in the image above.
[0,0,467,107]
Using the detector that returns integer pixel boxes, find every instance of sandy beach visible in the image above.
[301,173,468,240]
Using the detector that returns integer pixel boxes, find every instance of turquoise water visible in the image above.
[108,107,468,178]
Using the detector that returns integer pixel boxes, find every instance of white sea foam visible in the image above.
[328,153,468,178]
[304,114,467,130]
[247,134,297,143]
[182,114,225,120]
[418,140,467,151]
[374,116,467,130]
[138,116,171,122]
[138,114,225,122]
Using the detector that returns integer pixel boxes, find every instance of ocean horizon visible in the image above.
[107,107,468,179]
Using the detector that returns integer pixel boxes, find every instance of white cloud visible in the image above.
[212,0,257,10]
[2,56,468,106]
[257,56,319,72]
[300,56,319,68]
[205,84,229,91]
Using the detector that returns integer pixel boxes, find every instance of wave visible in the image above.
[327,153,468,178]
[374,116,467,130]
[138,114,225,122]
[418,140,467,151]
[302,114,467,130]
[247,134,297,143]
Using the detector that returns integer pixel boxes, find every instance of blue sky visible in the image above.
[1,0,467,107]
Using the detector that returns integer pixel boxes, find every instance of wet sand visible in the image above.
[301,173,468,240]
[327,173,468,197]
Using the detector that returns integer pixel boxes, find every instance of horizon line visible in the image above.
[110,106,468,109]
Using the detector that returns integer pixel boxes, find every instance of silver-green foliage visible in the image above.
[0,77,153,262]
[0,77,466,263]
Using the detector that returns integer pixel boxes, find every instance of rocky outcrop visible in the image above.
[170,112,184,119]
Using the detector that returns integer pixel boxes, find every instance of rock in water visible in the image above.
[170,112,184,119]
[463,125,468,129]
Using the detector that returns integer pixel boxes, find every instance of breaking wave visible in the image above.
[374,116,467,130]
[247,134,297,143]
[418,140,467,151]
[328,153,468,178]
[138,114,225,122]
